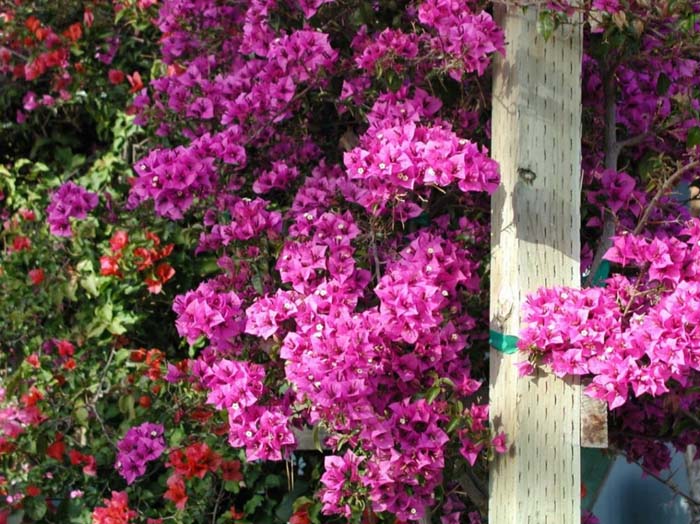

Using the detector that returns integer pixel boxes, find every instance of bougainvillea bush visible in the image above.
[1,0,700,523]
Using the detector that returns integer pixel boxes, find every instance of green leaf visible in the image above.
[264,474,282,488]
[251,274,264,295]
[656,73,671,95]
[385,70,402,92]
[292,497,315,513]
[243,494,264,515]
[8,510,25,524]
[223,480,240,493]
[118,395,135,420]
[114,348,130,365]
[25,498,47,520]
[80,274,99,298]
[687,127,700,149]
[446,417,462,434]
[276,482,311,522]
[312,424,323,452]
[74,404,90,426]
[425,385,441,404]
[169,428,185,446]
[96,302,113,323]
[64,278,79,302]
[537,11,557,42]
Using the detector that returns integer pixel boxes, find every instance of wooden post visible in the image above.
[489,4,582,524]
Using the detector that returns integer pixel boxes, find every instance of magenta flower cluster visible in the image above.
[197,358,296,461]
[173,279,246,352]
[129,0,507,519]
[196,198,282,253]
[115,422,166,485]
[46,182,99,237]
[128,127,246,219]
[520,222,700,411]
[344,122,499,215]
[417,0,504,78]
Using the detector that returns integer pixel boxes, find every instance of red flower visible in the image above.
[83,8,94,27]
[11,236,31,252]
[28,268,45,286]
[127,71,144,93]
[289,506,311,524]
[56,340,75,357]
[163,474,187,510]
[167,443,220,480]
[100,255,122,277]
[145,349,164,380]
[145,262,175,294]
[221,460,243,482]
[69,450,97,476]
[138,395,151,408]
[108,69,126,85]
[110,230,129,251]
[166,63,185,77]
[145,231,161,246]
[19,209,35,221]
[25,485,41,497]
[25,16,41,33]
[82,454,97,476]
[156,244,174,259]
[62,23,82,43]
[22,386,43,407]
[129,348,146,362]
[69,449,83,465]
[188,407,213,423]
[130,349,147,362]
[26,353,40,368]
[230,507,245,519]
[92,491,136,524]
[63,358,77,371]
[0,439,16,455]
[133,247,153,270]
[47,433,65,461]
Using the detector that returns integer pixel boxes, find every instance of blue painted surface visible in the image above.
[591,450,691,523]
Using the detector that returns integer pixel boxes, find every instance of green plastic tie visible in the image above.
[489,329,519,355]
[590,260,610,287]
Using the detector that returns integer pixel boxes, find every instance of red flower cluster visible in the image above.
[100,230,175,294]
[100,230,129,278]
[47,432,65,460]
[46,433,96,475]
[69,449,97,476]
[167,442,221,480]
[92,491,136,524]
[163,474,187,510]
[28,268,44,286]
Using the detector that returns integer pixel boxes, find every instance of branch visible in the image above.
[456,465,488,513]
[585,61,619,287]
[211,481,225,524]
[681,408,700,429]
[633,160,700,235]
[612,131,652,155]
[615,448,700,507]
